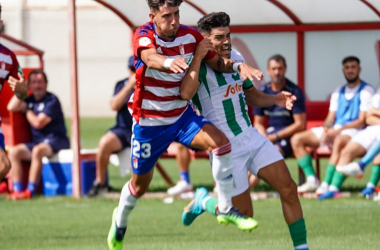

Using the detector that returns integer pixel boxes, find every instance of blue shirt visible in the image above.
[253,79,306,129]
[25,92,68,143]
[111,78,134,131]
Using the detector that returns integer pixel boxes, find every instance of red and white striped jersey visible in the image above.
[131,22,215,126]
[0,44,22,128]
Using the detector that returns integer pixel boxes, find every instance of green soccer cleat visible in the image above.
[107,207,127,250]
[182,187,209,226]
[216,207,259,232]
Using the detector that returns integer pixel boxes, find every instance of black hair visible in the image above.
[267,54,287,68]
[147,0,183,12]
[342,56,360,65]
[28,69,48,83]
[197,12,230,36]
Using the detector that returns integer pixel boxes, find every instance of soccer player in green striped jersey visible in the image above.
[181,12,309,250]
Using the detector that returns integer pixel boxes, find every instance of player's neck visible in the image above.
[346,78,361,88]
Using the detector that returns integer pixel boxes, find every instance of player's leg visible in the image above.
[108,123,171,250]
[7,143,32,194]
[291,129,321,193]
[167,142,193,196]
[366,153,380,196]
[89,132,123,197]
[0,133,11,180]
[318,135,352,200]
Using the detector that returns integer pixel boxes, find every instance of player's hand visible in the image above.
[194,38,214,60]
[275,91,297,110]
[169,57,189,74]
[325,128,340,140]
[367,107,377,116]
[8,73,27,94]
[238,63,264,82]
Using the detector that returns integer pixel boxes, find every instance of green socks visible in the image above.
[297,155,316,177]
[204,197,218,216]
[323,163,336,184]
[288,217,308,248]
[331,171,346,190]
[369,165,380,186]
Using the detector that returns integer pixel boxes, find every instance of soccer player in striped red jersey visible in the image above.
[0,4,28,181]
[108,1,264,249]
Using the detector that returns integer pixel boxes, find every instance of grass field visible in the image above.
[1,117,380,249]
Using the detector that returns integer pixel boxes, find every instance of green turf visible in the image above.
[3,117,375,249]
[1,196,379,249]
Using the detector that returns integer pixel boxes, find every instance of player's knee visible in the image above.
[0,159,11,175]
[98,136,112,153]
[279,180,298,202]
[290,133,302,148]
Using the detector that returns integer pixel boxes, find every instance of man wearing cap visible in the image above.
[87,56,136,197]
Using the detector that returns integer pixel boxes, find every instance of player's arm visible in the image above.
[205,53,263,82]
[253,115,267,136]
[26,111,52,130]
[244,86,296,109]
[110,74,136,111]
[366,107,380,125]
[323,111,336,129]
[180,39,213,100]
[140,47,189,73]
[8,72,28,100]
[7,95,27,112]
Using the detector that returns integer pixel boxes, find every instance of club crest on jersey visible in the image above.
[179,44,185,56]
[157,47,163,54]
[37,103,45,111]
[133,157,138,169]
[139,37,151,46]
[223,83,242,98]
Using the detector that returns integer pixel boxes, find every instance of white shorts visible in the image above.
[351,125,380,150]
[229,126,283,196]
[311,124,360,146]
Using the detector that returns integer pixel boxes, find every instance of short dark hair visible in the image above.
[147,0,183,12]
[268,54,287,68]
[342,56,360,65]
[28,69,48,83]
[197,12,230,36]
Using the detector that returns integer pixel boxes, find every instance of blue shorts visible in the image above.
[267,128,293,158]
[25,135,70,153]
[108,127,132,151]
[131,106,210,175]
[0,133,5,151]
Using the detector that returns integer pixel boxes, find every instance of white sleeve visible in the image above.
[371,88,380,108]
[359,85,375,111]
[329,86,342,111]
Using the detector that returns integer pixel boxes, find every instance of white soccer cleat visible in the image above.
[297,180,319,194]
[336,162,363,176]
[167,180,193,196]
[315,183,329,196]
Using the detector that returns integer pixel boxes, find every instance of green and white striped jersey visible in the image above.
[192,49,253,140]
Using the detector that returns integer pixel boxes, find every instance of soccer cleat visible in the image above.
[167,180,193,196]
[182,187,208,226]
[297,180,319,194]
[216,207,259,231]
[361,186,375,197]
[107,207,127,250]
[87,182,113,197]
[315,183,329,196]
[317,190,339,200]
[336,162,363,177]
[8,190,32,201]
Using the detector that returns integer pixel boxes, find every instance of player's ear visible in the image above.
[149,12,155,22]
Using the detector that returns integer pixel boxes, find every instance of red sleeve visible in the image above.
[192,29,216,61]
[133,23,156,58]
[8,52,21,80]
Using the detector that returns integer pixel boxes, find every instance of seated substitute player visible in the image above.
[107,1,265,249]
[180,12,309,250]
[334,87,380,198]
[291,56,374,195]
[87,56,135,197]
[7,70,69,200]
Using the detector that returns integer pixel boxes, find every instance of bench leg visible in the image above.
[155,162,174,187]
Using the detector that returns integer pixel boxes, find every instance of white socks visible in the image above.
[211,143,233,213]
[115,181,139,228]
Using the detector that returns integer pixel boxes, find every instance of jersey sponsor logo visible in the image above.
[223,83,242,98]
[139,37,151,46]
[38,103,45,111]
